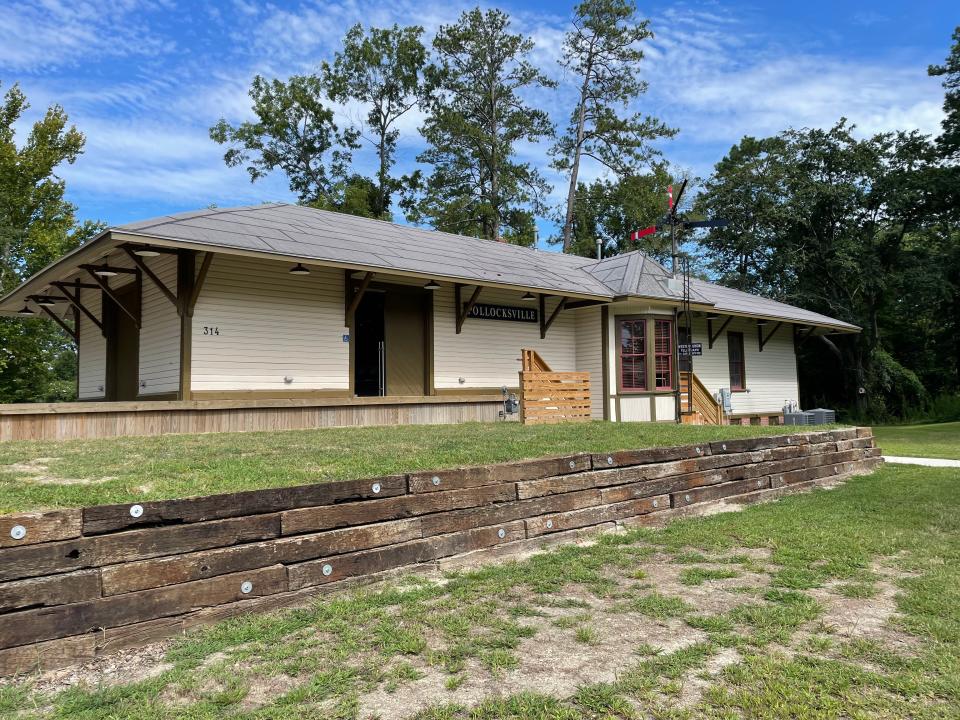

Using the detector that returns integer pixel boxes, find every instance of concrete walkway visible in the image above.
[883,456,960,468]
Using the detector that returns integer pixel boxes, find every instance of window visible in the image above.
[619,319,646,390]
[728,331,746,391]
[654,319,673,389]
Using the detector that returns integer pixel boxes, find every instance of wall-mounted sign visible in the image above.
[467,303,538,323]
[679,342,703,356]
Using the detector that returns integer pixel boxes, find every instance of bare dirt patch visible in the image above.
[1,458,112,486]
[20,643,173,697]
[356,610,709,720]
[813,570,918,652]
[239,672,302,710]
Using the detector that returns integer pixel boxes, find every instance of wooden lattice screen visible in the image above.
[518,349,591,425]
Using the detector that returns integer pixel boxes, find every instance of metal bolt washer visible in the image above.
[240,581,253,594]
[322,563,334,576]
[129,504,144,518]
[9,525,26,540]
[371,482,382,494]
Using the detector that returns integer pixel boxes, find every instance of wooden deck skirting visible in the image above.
[0,428,881,676]
[519,348,591,425]
[0,395,507,441]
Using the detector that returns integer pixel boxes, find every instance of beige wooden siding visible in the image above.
[687,316,798,415]
[654,395,676,422]
[433,285,577,390]
[619,396,651,421]
[574,306,604,419]
[77,288,105,399]
[137,254,179,395]
[191,256,349,391]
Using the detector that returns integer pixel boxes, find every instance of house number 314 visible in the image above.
[203,326,220,336]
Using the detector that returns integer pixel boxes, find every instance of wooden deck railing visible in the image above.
[679,371,724,425]
[519,349,591,425]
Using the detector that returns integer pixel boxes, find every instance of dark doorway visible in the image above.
[354,291,386,396]
[104,282,140,401]
[353,284,428,397]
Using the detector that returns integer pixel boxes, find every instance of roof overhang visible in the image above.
[0,229,613,315]
[612,294,860,333]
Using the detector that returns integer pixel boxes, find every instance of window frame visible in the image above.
[617,317,648,392]
[653,318,674,390]
[727,331,747,391]
[615,314,677,394]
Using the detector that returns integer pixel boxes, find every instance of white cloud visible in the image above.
[2,0,947,227]
[0,1,175,71]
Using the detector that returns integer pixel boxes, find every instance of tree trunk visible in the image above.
[562,81,590,253]
[377,131,388,218]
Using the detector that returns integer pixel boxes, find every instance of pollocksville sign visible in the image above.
[467,303,538,323]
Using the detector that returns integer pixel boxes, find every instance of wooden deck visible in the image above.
[0,395,507,442]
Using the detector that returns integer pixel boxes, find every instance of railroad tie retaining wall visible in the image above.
[0,428,882,676]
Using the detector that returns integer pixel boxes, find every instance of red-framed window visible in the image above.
[654,319,673,389]
[619,319,646,391]
[728,331,746,390]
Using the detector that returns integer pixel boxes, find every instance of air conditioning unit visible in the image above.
[783,412,813,426]
[806,408,836,425]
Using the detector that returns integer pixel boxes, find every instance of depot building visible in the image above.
[0,203,857,438]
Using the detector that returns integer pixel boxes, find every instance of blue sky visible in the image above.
[1,0,956,246]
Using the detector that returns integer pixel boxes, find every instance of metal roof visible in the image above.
[116,203,612,298]
[0,203,859,331]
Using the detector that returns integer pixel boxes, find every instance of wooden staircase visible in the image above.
[679,371,724,425]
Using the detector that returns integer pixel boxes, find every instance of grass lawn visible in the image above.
[873,421,960,460]
[2,463,957,719]
[0,421,824,514]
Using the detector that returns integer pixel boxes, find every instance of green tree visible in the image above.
[553,0,675,252]
[0,82,99,403]
[324,24,426,219]
[696,120,940,418]
[210,74,359,206]
[408,8,555,242]
[929,25,960,159]
[567,165,676,259]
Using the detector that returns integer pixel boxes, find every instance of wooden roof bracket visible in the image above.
[81,266,141,329]
[345,270,375,326]
[36,303,77,341]
[122,246,178,310]
[455,283,482,334]
[540,296,566,339]
[707,315,732,349]
[758,321,783,352]
[186,252,214,317]
[52,281,103,334]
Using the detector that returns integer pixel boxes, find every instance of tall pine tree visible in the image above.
[408,8,555,242]
[553,0,674,252]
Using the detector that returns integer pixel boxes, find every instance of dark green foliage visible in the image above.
[209,74,359,206]
[566,165,679,260]
[324,24,427,219]
[696,119,959,420]
[0,81,101,403]
[405,8,555,242]
[553,0,675,251]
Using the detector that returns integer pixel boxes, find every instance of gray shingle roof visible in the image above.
[116,203,612,298]
[1,203,858,330]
